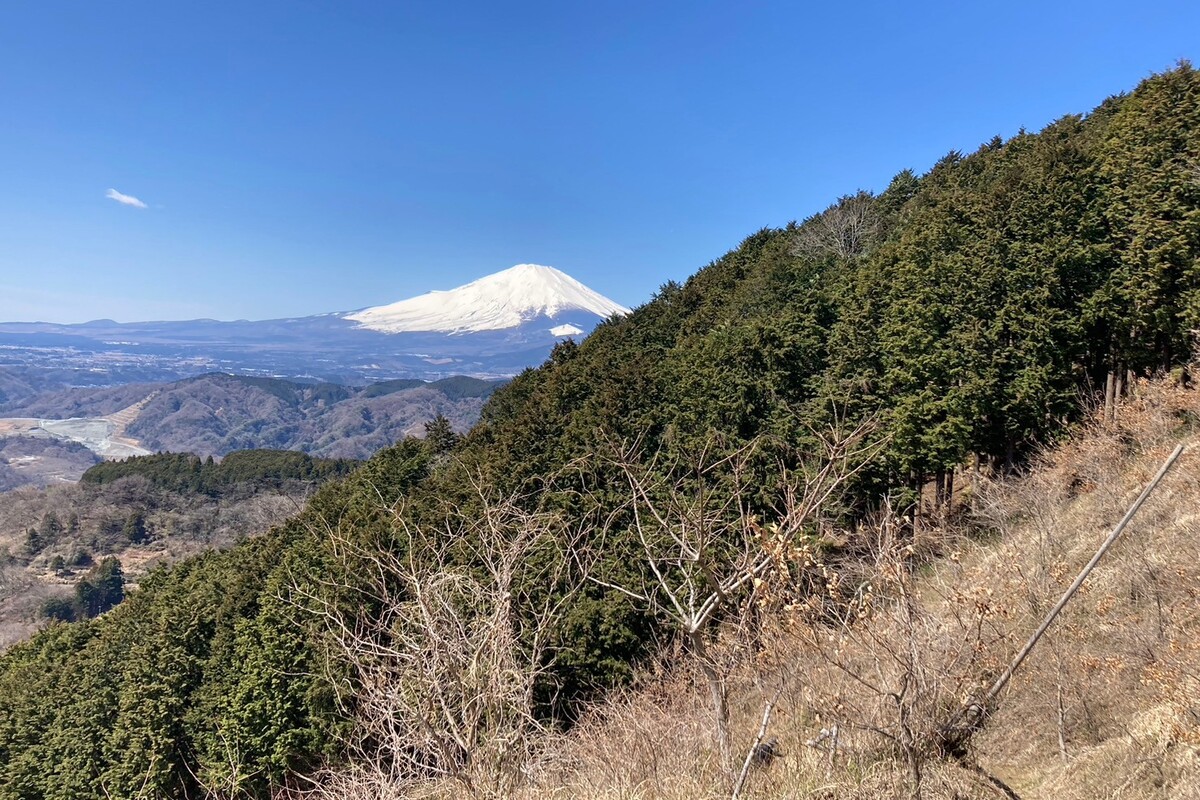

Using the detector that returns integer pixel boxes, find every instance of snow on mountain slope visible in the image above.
[345,264,629,334]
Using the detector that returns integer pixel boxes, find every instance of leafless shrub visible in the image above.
[292,471,595,800]
[781,508,1015,799]
[589,418,883,789]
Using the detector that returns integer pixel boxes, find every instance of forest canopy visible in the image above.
[80,449,360,496]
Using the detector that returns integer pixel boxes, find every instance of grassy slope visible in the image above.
[968,380,1200,798]
[462,377,1200,800]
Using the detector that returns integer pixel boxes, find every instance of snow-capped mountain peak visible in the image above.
[346,264,629,334]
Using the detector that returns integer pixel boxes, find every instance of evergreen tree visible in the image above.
[24,527,43,556]
[39,513,62,544]
[1091,62,1200,373]
[75,558,125,618]
[424,414,459,455]
[123,511,149,544]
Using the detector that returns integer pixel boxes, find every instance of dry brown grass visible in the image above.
[295,377,1200,799]
[963,379,1200,798]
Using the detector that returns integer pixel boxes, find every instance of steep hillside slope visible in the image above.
[469,377,1199,800]
[965,382,1200,798]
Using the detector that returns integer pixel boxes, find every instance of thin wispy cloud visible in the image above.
[105,188,148,209]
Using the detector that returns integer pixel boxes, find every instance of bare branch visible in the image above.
[290,463,602,798]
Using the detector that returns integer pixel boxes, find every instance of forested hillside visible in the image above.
[79,449,358,495]
[0,65,1196,799]
[0,450,359,650]
[1,372,502,460]
[449,373,1200,800]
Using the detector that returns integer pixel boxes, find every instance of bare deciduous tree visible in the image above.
[295,471,595,799]
[592,420,882,789]
[792,191,881,260]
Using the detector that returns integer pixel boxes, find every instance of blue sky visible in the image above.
[1,1,1197,323]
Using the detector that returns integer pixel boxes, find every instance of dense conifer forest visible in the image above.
[79,450,360,496]
[0,65,1197,799]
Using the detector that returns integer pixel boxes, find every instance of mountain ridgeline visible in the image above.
[122,373,502,459]
[0,373,505,491]
[0,264,628,386]
[0,65,1197,798]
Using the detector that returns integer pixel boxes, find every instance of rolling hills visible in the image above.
[0,373,503,490]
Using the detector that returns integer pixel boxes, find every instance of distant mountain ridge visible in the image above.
[0,265,628,387]
[0,372,503,490]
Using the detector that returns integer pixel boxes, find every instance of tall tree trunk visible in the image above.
[1104,370,1115,423]
[971,455,981,512]
[689,629,731,776]
[908,469,921,517]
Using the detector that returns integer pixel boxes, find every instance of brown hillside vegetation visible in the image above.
[0,477,308,649]
[296,376,1200,800]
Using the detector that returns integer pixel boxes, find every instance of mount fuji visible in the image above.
[347,264,628,335]
[0,265,630,392]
